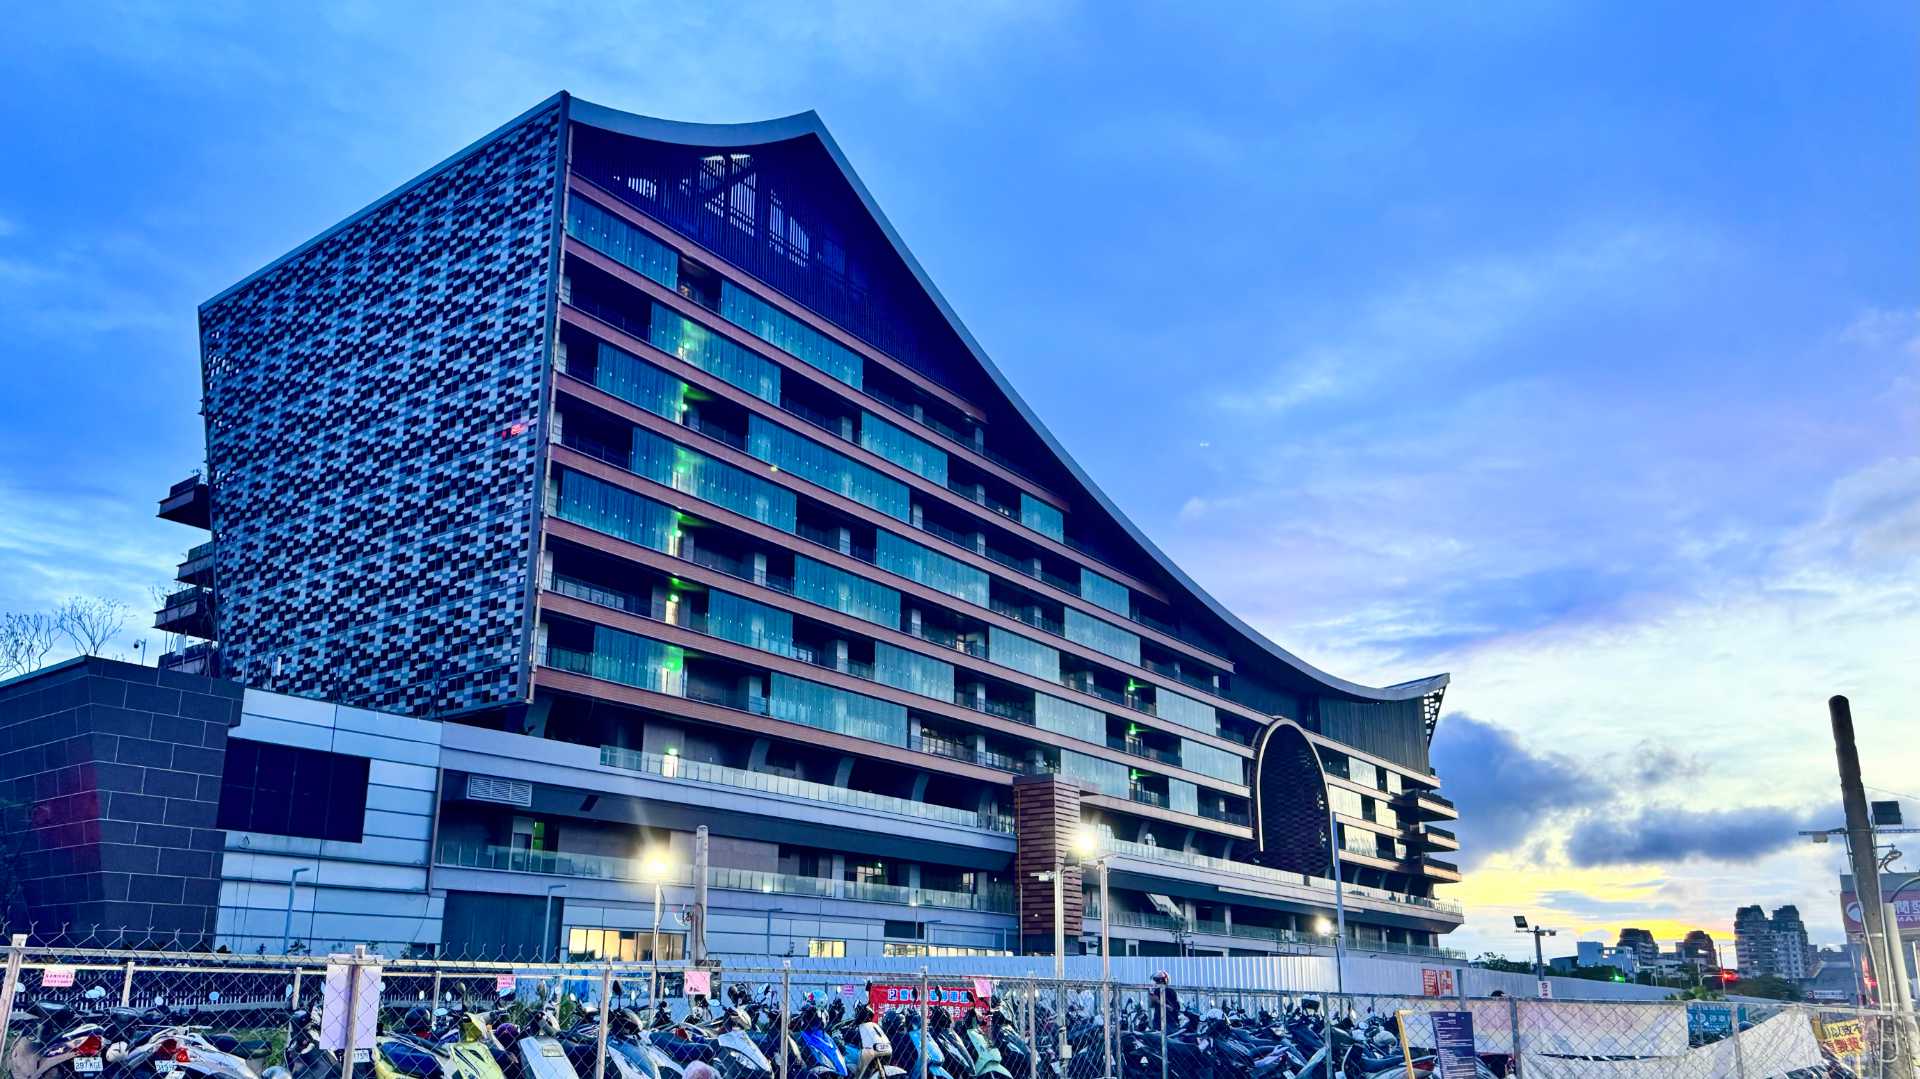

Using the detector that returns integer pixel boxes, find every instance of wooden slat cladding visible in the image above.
[1014,775,1084,941]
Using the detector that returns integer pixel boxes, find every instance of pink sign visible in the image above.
[1840,893,1920,934]
[41,967,75,988]
[685,970,712,997]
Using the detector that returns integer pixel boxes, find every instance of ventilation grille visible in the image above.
[467,775,532,807]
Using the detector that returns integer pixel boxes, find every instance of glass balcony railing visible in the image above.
[598,745,1011,833]
[1098,837,1463,916]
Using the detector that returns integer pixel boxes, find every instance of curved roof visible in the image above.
[569,96,1446,706]
[201,91,1444,708]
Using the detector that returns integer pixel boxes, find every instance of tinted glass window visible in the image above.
[216,739,370,842]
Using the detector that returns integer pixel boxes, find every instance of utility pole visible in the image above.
[1832,697,1891,1002]
[1831,695,1917,1078]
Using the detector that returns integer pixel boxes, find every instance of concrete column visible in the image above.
[907,607,923,635]
[833,756,855,787]
[830,854,846,898]
[831,639,849,672]
[751,551,768,586]
[835,526,852,555]
[909,773,930,801]
[747,738,771,772]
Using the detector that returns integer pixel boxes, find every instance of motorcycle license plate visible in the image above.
[154,1061,178,1074]
[74,1059,103,1074]
[541,1044,565,1058]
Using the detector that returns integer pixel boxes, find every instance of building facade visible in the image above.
[1735,903,1816,980]
[149,93,1462,961]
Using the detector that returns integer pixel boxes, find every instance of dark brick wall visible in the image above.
[0,657,240,946]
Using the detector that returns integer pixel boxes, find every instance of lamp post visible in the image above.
[1074,828,1111,1079]
[1327,801,1348,998]
[644,853,673,1003]
[1515,916,1556,984]
[281,866,311,954]
[542,884,566,963]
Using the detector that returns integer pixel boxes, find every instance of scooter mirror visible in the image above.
[86,986,108,1000]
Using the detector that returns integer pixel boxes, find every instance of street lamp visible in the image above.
[1514,916,1557,983]
[542,884,566,963]
[281,866,311,954]
[1074,827,1112,1079]
[644,852,674,1003]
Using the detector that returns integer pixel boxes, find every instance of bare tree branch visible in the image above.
[56,596,128,656]
[0,612,60,676]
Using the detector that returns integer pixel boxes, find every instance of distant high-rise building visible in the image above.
[1771,905,1813,979]
[1735,905,1774,977]
[1735,903,1814,979]
[1617,927,1659,965]
[1680,929,1719,969]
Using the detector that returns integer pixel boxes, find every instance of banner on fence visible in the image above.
[685,970,711,997]
[319,958,383,1052]
[1430,1011,1478,1079]
[1521,1008,1823,1079]
[869,984,987,1010]
[40,966,75,988]
[1421,967,1455,996]
[1819,1017,1866,1057]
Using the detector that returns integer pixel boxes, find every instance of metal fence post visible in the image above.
[779,964,791,1079]
[1507,995,1524,1079]
[0,934,27,1055]
[1158,981,1168,1079]
[341,948,364,1079]
[430,970,443,1010]
[120,959,136,1006]
[1324,993,1337,1079]
[1730,1003,1747,1079]
[1058,974,1070,1076]
[1024,979,1036,1079]
[595,962,613,1079]
[918,969,930,1079]
[291,968,304,1016]
[1101,978,1111,1079]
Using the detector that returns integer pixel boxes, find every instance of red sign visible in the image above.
[1841,893,1920,934]
[869,984,988,1011]
[1421,968,1455,997]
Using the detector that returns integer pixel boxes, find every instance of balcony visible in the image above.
[439,841,1012,912]
[157,475,210,529]
[175,540,217,586]
[597,744,1011,833]
[1110,736,1181,768]
[158,641,220,677]
[1417,825,1460,852]
[153,586,215,640]
[1198,804,1251,827]
[1127,785,1169,809]
[1395,788,1460,822]
[1098,836,1464,919]
[1417,855,1462,882]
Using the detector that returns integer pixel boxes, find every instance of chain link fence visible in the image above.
[3,933,1912,1079]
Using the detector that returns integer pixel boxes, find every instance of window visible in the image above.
[795,557,902,627]
[720,281,863,388]
[1019,494,1064,541]
[631,427,797,531]
[566,198,680,289]
[769,673,908,746]
[808,939,846,958]
[873,642,954,701]
[1079,568,1130,616]
[748,416,910,520]
[875,532,987,606]
[217,740,369,842]
[1155,689,1216,734]
[860,412,948,484]
[989,626,1060,681]
[568,928,685,961]
[549,468,681,552]
[1064,609,1140,665]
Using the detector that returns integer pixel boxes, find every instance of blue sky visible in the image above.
[2,2,1915,960]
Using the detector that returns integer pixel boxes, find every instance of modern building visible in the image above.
[142,92,1461,961]
[1616,927,1659,966]
[1679,929,1718,969]
[1736,903,1816,980]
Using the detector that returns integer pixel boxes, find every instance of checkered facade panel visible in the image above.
[198,104,563,717]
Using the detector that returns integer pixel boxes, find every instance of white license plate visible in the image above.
[74,1059,103,1074]
[154,1061,178,1074]
[540,1043,564,1058]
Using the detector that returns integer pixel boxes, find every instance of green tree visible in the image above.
[1473,952,1536,974]
[1726,975,1803,1001]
